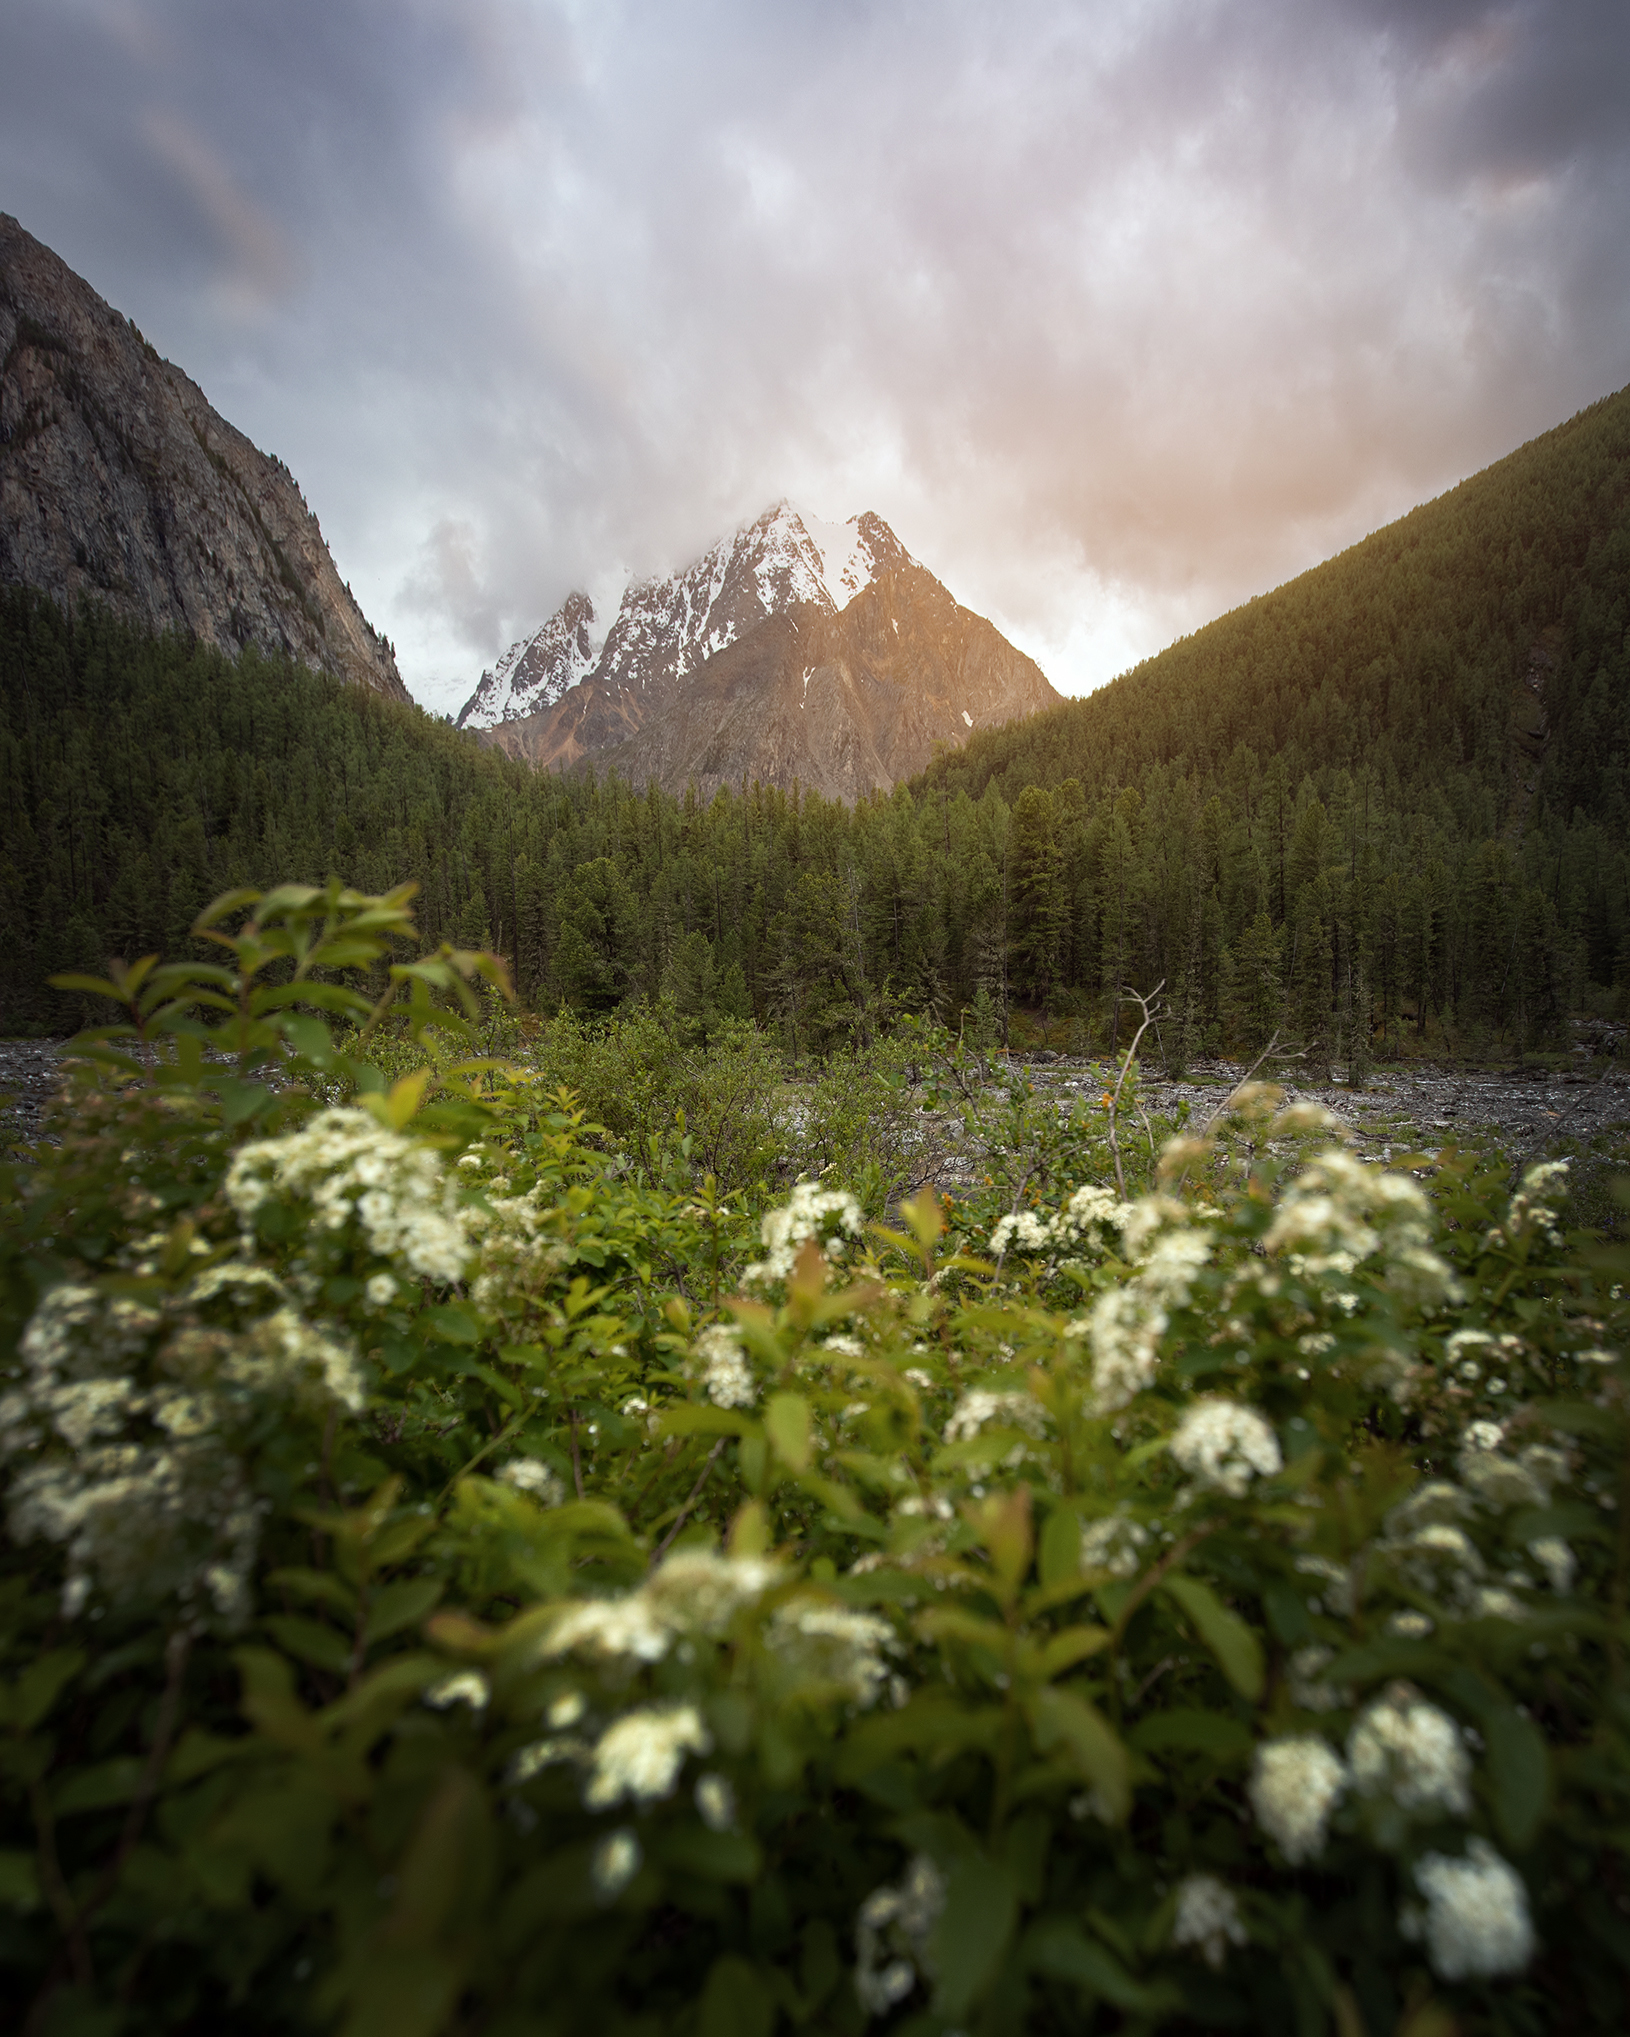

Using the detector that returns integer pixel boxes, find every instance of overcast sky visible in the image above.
[4,0,1628,716]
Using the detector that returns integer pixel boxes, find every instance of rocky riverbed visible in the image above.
[907,1048,1630,1196]
[0,1038,70,1152]
[4,1034,1627,1187]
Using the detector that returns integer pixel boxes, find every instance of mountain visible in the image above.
[916,385,1630,836]
[6,382,1628,1046]
[0,214,405,700]
[456,501,1059,800]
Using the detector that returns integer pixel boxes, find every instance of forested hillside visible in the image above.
[3,383,1627,1056]
[922,388,1630,821]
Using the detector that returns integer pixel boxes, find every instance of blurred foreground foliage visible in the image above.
[2,883,1628,2037]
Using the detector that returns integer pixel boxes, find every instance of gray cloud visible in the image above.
[2,0,1627,712]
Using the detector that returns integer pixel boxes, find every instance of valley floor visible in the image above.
[1028,1054,1629,1174]
[5,1034,1628,1194]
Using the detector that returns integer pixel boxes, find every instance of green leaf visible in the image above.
[1128,1707,1253,1761]
[0,1848,40,1912]
[653,1825,763,1884]
[1160,1576,1264,1701]
[657,1405,756,1441]
[1036,1625,1113,1680]
[1485,1707,1548,1850]
[5,1647,85,1730]
[165,1728,255,1786]
[280,1013,335,1060]
[426,1303,483,1346]
[1434,1666,1549,1850]
[927,1853,1018,2020]
[765,1391,812,1473]
[263,1615,353,1676]
[1325,1638,1441,1685]
[364,1578,445,1647]
[1026,1686,1130,1822]
[1506,1503,1607,1547]
[1530,1399,1621,1440]
[1263,1579,1318,1646]
[219,1077,273,1125]
[335,1952,462,2037]
[832,1696,1008,1782]
[699,1953,776,2037]
[1039,1508,1081,1587]
[47,973,127,1002]
[53,1757,144,1815]
[1024,1917,1159,2011]
[267,1567,358,1620]
[917,1607,1013,1657]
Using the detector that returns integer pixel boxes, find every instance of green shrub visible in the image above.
[2,884,1627,2035]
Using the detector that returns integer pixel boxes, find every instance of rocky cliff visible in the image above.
[462,502,1058,799]
[0,214,405,699]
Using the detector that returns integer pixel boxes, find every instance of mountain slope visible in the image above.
[461,501,1057,797]
[0,214,405,699]
[916,383,1630,837]
[591,560,1058,803]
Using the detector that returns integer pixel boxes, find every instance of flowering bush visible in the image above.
[1,883,1628,2035]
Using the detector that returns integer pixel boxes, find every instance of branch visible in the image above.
[1196,1031,1283,1140]
[649,1439,728,1567]
[1106,981,1166,1199]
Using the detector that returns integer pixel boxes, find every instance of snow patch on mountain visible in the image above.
[800,511,876,610]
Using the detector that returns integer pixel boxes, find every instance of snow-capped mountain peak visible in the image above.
[454,502,917,733]
[456,590,600,732]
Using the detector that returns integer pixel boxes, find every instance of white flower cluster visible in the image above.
[1249,1736,1349,1864]
[854,1854,945,2017]
[1406,1837,1535,1981]
[1079,1511,1151,1580]
[591,1828,642,1898]
[1087,1197,1214,1413]
[695,1773,736,1831]
[989,1185,1130,1262]
[499,1457,566,1506]
[1172,1872,1248,1970]
[1377,1437,1577,1615]
[1456,1421,1567,1512]
[225,1107,471,1284]
[943,1389,1050,1445]
[695,1324,755,1409]
[539,1548,783,1668]
[425,1669,490,1710]
[1261,1148,1456,1311]
[1169,1399,1282,1498]
[1445,1327,1527,1386]
[1,1273,362,1624]
[764,1599,897,1706]
[1490,1159,1569,1251]
[464,1187,570,1314]
[584,1702,711,1809]
[744,1180,864,1285]
[1251,1686,1476,1864]
[1347,1685,1471,1817]
[989,1210,1052,1256]
[1286,1645,1353,1713]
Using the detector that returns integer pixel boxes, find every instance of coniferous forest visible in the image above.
[3,384,1628,1059]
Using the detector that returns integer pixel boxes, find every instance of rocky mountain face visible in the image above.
[0,215,405,699]
[459,502,1058,799]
